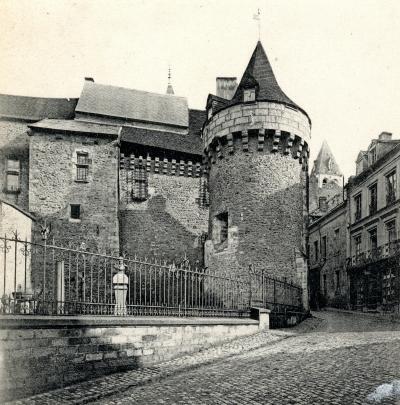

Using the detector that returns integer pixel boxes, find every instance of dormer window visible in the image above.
[243,88,256,103]
[369,147,377,165]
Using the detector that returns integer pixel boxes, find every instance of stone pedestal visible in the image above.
[113,258,128,316]
[250,307,271,330]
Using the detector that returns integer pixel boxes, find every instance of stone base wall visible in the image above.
[0,316,260,401]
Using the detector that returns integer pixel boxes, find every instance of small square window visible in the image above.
[243,89,255,103]
[70,204,81,220]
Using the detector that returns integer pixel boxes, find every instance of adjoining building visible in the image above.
[308,131,400,314]
[308,142,346,309]
[347,132,400,312]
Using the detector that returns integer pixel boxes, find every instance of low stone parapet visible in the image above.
[0,315,260,402]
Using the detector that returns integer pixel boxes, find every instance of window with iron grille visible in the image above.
[132,163,148,201]
[386,170,397,205]
[76,152,89,181]
[5,159,20,192]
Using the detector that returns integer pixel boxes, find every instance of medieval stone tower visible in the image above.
[203,41,311,286]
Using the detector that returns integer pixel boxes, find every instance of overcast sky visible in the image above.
[1,0,399,179]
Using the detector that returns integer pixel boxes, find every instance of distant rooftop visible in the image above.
[0,94,78,121]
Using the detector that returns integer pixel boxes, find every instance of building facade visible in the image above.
[309,131,400,313]
[347,132,400,312]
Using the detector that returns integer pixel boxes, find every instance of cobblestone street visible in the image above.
[11,311,400,405]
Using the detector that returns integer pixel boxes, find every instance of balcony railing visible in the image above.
[347,239,400,268]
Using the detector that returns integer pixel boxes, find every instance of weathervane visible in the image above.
[253,8,261,40]
[168,65,172,85]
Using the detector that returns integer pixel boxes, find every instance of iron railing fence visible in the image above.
[347,239,400,269]
[0,233,303,318]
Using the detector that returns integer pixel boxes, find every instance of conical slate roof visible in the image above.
[231,41,304,113]
[312,140,342,176]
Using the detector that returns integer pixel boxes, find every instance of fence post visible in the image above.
[183,267,187,316]
[248,274,252,308]
[56,261,65,314]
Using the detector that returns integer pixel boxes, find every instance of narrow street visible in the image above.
[90,310,400,405]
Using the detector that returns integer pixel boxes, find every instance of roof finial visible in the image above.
[253,8,261,41]
[166,65,175,95]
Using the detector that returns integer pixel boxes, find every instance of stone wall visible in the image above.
[120,155,208,264]
[29,132,119,254]
[0,316,260,401]
[0,119,30,210]
[206,140,305,281]
[202,101,311,149]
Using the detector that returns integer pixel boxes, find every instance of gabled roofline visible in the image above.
[0,199,36,221]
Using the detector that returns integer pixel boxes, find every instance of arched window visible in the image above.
[322,178,328,187]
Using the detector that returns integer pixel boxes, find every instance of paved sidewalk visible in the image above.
[8,328,294,405]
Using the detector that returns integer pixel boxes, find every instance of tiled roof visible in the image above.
[121,126,202,156]
[311,140,342,176]
[231,42,301,108]
[0,94,77,121]
[28,119,121,136]
[188,109,207,136]
[76,81,189,128]
[121,110,205,156]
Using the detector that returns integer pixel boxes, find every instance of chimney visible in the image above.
[216,77,237,100]
[379,131,392,141]
[84,77,94,82]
